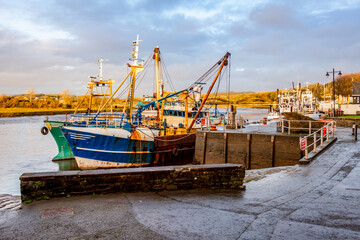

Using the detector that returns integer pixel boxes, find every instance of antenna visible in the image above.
[98,57,109,81]
[131,34,143,66]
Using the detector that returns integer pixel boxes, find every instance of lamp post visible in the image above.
[326,68,342,117]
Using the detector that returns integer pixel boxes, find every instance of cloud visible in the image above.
[249,3,302,29]
[0,0,359,96]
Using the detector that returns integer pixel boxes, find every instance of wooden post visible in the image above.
[202,132,207,164]
[224,133,228,163]
[282,119,284,133]
[247,134,252,169]
[331,122,335,138]
[313,132,317,153]
[271,135,276,167]
[309,121,312,134]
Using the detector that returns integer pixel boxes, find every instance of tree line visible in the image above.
[1,73,360,109]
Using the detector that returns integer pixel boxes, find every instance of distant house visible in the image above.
[340,82,360,115]
[352,82,360,104]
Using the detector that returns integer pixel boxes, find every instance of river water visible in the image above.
[0,108,269,196]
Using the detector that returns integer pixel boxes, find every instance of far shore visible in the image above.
[0,104,272,118]
[0,108,88,118]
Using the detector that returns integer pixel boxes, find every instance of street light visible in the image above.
[326,68,342,117]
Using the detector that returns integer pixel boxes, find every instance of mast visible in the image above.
[154,47,161,101]
[123,34,144,119]
[85,58,114,114]
[187,52,230,131]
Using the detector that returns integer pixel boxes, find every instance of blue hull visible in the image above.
[61,127,154,168]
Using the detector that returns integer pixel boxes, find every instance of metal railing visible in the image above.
[299,120,335,159]
[68,113,139,128]
[278,119,335,135]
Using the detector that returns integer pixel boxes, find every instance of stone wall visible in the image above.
[20,164,245,202]
[326,118,360,127]
[195,131,302,169]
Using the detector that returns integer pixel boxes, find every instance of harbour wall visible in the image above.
[194,131,303,169]
[20,164,245,202]
[326,117,360,127]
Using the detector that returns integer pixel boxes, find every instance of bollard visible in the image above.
[355,125,358,141]
[352,122,355,136]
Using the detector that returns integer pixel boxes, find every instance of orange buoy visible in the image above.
[210,124,217,131]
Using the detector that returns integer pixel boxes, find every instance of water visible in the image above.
[0,108,270,196]
[0,115,74,195]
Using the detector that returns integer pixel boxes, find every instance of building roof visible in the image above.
[352,82,360,97]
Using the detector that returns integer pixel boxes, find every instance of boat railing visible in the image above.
[69,113,127,128]
[68,113,154,129]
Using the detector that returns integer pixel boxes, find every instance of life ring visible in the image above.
[41,126,49,135]
[172,148,179,156]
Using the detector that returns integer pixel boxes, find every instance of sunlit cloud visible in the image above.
[0,9,75,41]
[306,0,360,15]
[47,65,75,71]
[236,68,246,72]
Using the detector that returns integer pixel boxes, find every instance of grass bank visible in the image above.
[0,108,88,118]
[339,116,360,119]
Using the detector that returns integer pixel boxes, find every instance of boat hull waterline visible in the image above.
[62,126,157,169]
[45,120,75,161]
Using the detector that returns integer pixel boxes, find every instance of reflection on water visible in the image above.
[56,159,79,171]
[0,115,69,195]
[0,109,270,195]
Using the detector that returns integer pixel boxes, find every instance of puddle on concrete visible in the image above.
[244,166,301,183]
[0,194,21,210]
[41,207,74,218]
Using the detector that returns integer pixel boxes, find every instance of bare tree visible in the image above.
[60,89,72,106]
[26,88,36,102]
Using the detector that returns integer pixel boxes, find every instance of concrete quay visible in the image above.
[1,127,360,239]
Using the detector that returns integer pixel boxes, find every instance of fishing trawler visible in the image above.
[41,58,115,161]
[61,35,231,169]
[279,87,301,114]
[270,83,321,120]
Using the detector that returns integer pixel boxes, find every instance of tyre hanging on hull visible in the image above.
[41,126,49,135]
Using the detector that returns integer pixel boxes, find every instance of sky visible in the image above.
[1,0,360,97]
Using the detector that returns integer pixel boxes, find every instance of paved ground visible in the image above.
[1,127,359,239]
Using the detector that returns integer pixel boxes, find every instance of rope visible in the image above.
[160,52,176,92]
